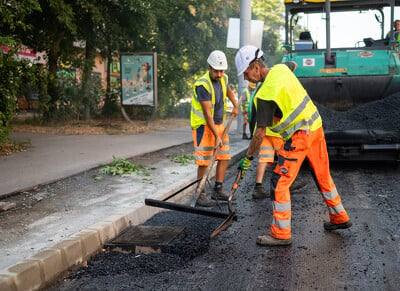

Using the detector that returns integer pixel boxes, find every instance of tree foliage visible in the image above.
[0,0,41,148]
[253,0,284,65]
[0,0,284,147]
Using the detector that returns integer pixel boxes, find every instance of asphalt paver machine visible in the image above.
[281,0,400,161]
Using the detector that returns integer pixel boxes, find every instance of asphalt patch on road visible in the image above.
[64,211,222,282]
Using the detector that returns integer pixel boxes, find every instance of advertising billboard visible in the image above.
[120,52,157,107]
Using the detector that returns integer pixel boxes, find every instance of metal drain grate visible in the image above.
[105,225,185,253]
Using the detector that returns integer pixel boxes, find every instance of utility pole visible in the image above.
[237,0,252,135]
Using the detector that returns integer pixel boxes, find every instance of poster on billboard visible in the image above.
[120,52,157,107]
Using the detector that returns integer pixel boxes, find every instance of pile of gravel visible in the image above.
[315,92,400,131]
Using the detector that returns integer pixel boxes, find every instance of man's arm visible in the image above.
[200,100,222,148]
[245,126,265,158]
[245,99,278,158]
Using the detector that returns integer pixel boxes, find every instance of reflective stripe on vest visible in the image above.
[269,95,321,140]
[255,64,321,140]
[191,72,228,129]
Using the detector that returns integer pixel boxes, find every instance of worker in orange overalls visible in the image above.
[191,50,239,207]
[248,62,305,199]
[235,45,352,246]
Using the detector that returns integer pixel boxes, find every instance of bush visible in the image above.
[0,49,37,149]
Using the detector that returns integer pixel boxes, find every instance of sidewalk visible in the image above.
[1,127,193,198]
[0,124,249,290]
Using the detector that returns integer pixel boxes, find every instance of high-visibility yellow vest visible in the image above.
[190,72,228,129]
[255,64,322,140]
[250,83,281,138]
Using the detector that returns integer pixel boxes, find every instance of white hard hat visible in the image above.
[235,45,264,76]
[207,50,228,70]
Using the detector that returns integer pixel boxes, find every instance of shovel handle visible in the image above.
[228,169,242,213]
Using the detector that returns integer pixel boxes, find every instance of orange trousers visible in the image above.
[270,127,350,239]
[258,135,284,164]
[192,124,230,166]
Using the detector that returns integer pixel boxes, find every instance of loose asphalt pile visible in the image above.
[316,92,400,131]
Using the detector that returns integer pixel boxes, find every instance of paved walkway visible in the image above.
[1,127,194,198]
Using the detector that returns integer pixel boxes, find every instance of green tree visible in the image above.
[0,0,41,148]
[147,0,239,117]
[253,0,284,65]
[22,0,78,122]
[1,0,285,137]
[98,0,156,117]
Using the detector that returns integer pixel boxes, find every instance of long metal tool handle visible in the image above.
[190,97,242,207]
[228,169,242,214]
[210,169,242,238]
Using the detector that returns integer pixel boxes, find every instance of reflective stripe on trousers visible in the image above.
[270,127,350,240]
[258,135,284,163]
[192,124,230,166]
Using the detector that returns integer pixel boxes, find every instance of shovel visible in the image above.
[210,168,242,238]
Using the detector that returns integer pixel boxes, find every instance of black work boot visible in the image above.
[196,192,216,207]
[252,185,269,199]
[323,220,352,231]
[212,185,234,201]
[256,234,292,246]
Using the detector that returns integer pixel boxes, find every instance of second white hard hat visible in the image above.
[207,50,228,70]
[235,45,264,76]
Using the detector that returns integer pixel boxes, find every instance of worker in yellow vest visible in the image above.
[191,50,239,207]
[239,82,255,140]
[247,62,305,200]
[235,45,352,246]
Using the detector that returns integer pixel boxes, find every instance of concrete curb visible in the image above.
[0,143,247,290]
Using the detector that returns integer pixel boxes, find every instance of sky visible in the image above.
[293,7,400,48]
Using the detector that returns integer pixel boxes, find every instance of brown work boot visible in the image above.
[196,192,216,207]
[290,179,307,192]
[252,185,269,199]
[212,186,235,201]
[256,234,292,246]
[324,220,352,231]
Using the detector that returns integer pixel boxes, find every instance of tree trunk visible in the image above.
[82,39,95,120]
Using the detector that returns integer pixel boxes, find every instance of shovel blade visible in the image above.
[210,212,236,238]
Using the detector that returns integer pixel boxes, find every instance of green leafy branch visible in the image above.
[98,156,155,177]
[170,153,195,166]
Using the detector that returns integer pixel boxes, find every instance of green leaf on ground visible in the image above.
[170,153,194,166]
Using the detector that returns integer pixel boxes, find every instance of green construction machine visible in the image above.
[281,0,400,161]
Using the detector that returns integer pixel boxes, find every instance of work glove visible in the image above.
[238,156,253,178]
